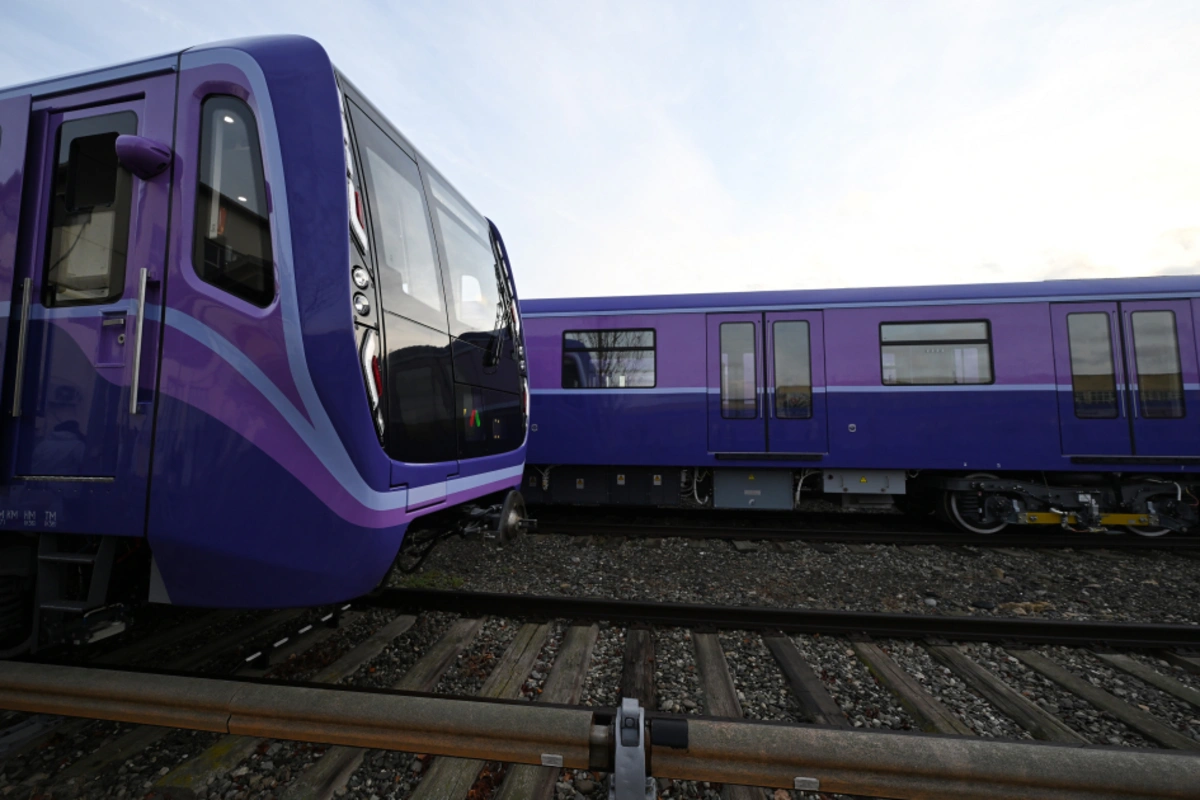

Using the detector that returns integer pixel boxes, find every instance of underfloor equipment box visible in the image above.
[609,467,678,507]
[549,466,610,505]
[713,469,793,510]
[822,469,906,494]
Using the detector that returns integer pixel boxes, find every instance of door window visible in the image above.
[1131,311,1185,419]
[193,96,274,307]
[44,112,137,307]
[773,321,812,418]
[1066,313,1118,419]
[720,322,757,419]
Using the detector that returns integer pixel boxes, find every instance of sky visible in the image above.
[3,0,1200,298]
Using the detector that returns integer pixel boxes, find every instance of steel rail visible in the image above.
[0,661,1197,799]
[369,589,1200,649]
[536,519,1200,548]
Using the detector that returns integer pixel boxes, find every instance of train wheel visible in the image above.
[496,491,527,544]
[947,473,1009,535]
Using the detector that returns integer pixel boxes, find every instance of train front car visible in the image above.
[520,278,1200,537]
[0,36,528,656]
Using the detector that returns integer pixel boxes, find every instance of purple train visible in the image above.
[0,37,529,655]
[521,276,1200,536]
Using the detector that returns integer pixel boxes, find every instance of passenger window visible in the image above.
[773,321,811,419]
[720,323,757,418]
[350,104,446,332]
[1131,311,1185,419]
[44,112,137,307]
[880,321,992,385]
[561,330,655,389]
[1066,313,1118,419]
[428,174,503,341]
[193,96,274,307]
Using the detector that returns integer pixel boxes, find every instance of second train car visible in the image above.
[521,276,1200,536]
[0,36,529,655]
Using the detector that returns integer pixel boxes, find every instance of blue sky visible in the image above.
[4,1,1199,298]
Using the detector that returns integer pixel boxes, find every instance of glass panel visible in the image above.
[774,321,811,419]
[350,103,445,332]
[720,322,757,418]
[193,97,274,307]
[880,321,989,342]
[1131,311,1185,419]
[44,112,136,307]
[561,329,655,388]
[881,344,992,385]
[1067,313,1118,419]
[429,174,503,341]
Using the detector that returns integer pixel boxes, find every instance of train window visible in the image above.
[428,174,503,342]
[1066,313,1118,419]
[720,323,757,418]
[561,329,655,389]
[1131,311,1185,419]
[44,112,137,307]
[350,103,446,332]
[194,96,274,307]
[773,321,811,419]
[880,321,992,385]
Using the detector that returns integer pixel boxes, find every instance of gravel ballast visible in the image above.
[399,532,1200,624]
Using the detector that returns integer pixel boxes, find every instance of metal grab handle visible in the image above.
[129,268,148,415]
[11,278,31,417]
[1125,311,1139,420]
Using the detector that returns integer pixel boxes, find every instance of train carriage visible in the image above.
[521,276,1200,535]
[0,36,529,655]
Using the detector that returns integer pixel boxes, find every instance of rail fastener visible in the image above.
[2,661,1199,799]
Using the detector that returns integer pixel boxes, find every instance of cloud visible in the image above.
[3,1,1199,298]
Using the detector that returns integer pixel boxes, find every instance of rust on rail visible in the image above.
[2,661,1198,799]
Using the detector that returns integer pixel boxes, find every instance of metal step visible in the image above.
[38,600,91,613]
[37,552,96,565]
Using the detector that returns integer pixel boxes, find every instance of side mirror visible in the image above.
[115,134,172,180]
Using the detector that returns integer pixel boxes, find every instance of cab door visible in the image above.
[1,76,175,536]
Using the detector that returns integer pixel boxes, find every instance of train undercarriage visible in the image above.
[523,465,1199,537]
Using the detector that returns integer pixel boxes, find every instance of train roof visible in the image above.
[520,273,1200,317]
[0,36,318,102]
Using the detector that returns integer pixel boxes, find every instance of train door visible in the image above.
[1,76,175,536]
[1050,301,1200,458]
[765,311,828,454]
[706,311,829,455]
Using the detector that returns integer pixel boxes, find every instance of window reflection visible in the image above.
[562,329,655,389]
[1131,311,1185,419]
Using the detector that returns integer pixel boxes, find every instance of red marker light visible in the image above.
[371,354,383,398]
[354,190,367,230]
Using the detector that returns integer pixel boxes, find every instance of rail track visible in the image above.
[2,589,1200,799]
[535,514,1200,549]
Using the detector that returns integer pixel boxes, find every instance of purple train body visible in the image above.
[521,277,1200,535]
[0,37,528,654]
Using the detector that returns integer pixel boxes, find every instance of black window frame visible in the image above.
[192,94,276,308]
[1130,309,1187,420]
[879,319,995,386]
[772,319,813,420]
[560,328,656,389]
[1065,311,1119,420]
[42,111,138,308]
[719,321,759,419]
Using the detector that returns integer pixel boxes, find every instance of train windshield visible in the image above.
[428,174,505,343]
